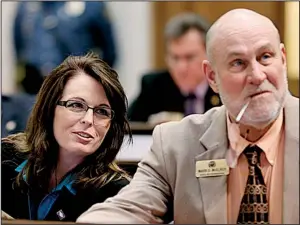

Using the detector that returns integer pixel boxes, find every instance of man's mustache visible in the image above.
[245,82,275,97]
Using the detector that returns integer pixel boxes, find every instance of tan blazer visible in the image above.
[77,95,299,224]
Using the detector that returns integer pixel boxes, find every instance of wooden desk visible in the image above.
[2,220,75,224]
[117,122,154,163]
[129,122,155,135]
[117,134,153,163]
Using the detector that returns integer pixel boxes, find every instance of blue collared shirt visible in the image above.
[15,160,77,220]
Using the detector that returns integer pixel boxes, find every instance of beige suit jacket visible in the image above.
[77,95,299,224]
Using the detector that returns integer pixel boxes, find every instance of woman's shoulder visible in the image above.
[99,176,130,198]
[73,176,130,208]
[80,175,130,198]
[95,175,130,192]
[108,176,130,189]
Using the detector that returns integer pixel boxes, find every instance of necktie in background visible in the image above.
[184,93,196,116]
[237,145,269,224]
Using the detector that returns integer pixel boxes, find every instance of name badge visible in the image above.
[195,159,229,177]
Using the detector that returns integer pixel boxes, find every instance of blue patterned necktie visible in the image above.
[237,145,269,224]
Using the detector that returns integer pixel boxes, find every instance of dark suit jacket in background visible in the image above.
[128,70,222,122]
[1,93,36,137]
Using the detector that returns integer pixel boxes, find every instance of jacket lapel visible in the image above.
[196,106,228,224]
[282,95,299,224]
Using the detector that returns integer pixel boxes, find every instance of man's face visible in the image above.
[166,29,207,93]
[208,24,288,128]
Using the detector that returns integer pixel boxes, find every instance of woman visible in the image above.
[2,53,132,221]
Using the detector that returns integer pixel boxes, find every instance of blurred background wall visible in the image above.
[2,2,19,95]
[284,2,299,96]
[2,1,299,101]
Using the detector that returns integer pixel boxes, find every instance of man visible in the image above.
[14,1,116,94]
[77,9,299,224]
[128,13,221,124]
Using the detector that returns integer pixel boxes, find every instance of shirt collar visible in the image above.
[15,160,27,172]
[182,80,209,99]
[15,160,76,195]
[194,80,209,99]
[226,108,284,168]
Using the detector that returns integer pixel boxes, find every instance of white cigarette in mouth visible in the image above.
[236,100,251,123]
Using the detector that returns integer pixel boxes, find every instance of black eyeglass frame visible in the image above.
[57,100,115,120]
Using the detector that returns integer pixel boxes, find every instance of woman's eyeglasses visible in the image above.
[57,100,114,126]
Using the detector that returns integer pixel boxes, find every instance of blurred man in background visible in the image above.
[14,1,117,94]
[128,12,222,124]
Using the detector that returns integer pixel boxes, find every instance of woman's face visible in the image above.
[53,72,112,161]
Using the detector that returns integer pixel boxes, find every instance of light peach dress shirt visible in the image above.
[226,109,284,224]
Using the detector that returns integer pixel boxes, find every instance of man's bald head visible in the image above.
[202,8,287,130]
[206,8,281,64]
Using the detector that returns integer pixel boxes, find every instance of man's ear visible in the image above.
[280,43,287,67]
[202,60,219,93]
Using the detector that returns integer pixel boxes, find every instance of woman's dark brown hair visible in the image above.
[3,52,132,192]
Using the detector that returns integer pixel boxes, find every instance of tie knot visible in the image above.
[185,93,196,100]
[243,145,262,166]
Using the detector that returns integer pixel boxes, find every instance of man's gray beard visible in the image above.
[216,72,288,129]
